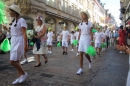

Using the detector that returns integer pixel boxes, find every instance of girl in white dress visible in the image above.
[116,45,130,86]
[70,30,75,51]
[3,5,28,84]
[33,16,48,67]
[77,11,93,75]
[94,26,103,56]
[47,28,54,54]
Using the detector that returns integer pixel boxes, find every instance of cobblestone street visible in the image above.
[0,46,129,86]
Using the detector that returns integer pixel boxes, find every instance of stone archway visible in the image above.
[45,17,55,31]
[22,16,34,30]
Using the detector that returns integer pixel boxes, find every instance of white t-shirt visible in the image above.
[11,18,27,36]
[105,28,110,36]
[6,32,11,38]
[61,30,69,41]
[74,31,79,40]
[78,21,92,40]
[70,33,75,41]
[102,32,106,39]
[47,31,54,42]
[94,32,103,43]
[57,35,60,41]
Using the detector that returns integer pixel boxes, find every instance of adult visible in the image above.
[119,25,126,53]
[77,11,93,75]
[127,27,130,47]
[3,4,28,84]
[105,26,110,48]
[109,30,114,47]
[33,16,48,67]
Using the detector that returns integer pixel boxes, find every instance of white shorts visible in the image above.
[47,41,52,45]
[62,41,68,47]
[95,43,101,48]
[78,39,90,53]
[71,40,74,44]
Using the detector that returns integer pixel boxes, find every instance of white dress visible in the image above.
[61,30,69,47]
[94,32,103,48]
[126,55,130,86]
[10,18,27,61]
[78,22,92,53]
[70,34,75,44]
[47,31,54,45]
[33,24,48,54]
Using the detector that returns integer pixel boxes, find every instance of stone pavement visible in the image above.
[0,46,129,86]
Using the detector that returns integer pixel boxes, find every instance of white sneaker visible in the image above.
[12,78,20,84]
[77,68,83,75]
[71,49,74,51]
[50,51,52,54]
[19,72,28,83]
[119,51,122,53]
[76,53,79,56]
[89,63,92,69]
[20,59,28,65]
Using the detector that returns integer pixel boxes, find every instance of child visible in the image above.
[57,33,61,44]
[61,25,69,55]
[70,30,75,51]
[77,11,93,75]
[3,4,28,84]
[74,27,79,56]
[94,26,103,56]
[47,27,54,54]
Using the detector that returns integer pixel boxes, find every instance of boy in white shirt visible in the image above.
[47,27,54,54]
[94,26,103,56]
[70,30,75,51]
[61,25,69,55]
[74,27,79,56]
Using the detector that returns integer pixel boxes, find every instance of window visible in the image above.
[52,0,55,7]
[71,4,74,15]
[79,0,83,4]
[65,1,68,12]
[46,0,50,5]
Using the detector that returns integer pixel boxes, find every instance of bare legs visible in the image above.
[35,54,48,65]
[10,60,25,77]
[79,52,91,68]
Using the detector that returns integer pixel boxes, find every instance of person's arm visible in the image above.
[90,27,93,45]
[21,27,28,52]
[78,30,81,41]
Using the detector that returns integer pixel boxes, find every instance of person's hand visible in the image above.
[24,46,28,52]
[2,25,8,30]
[91,41,94,46]
[35,35,39,38]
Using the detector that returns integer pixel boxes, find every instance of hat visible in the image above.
[79,11,90,19]
[36,16,43,21]
[97,26,100,28]
[63,24,67,28]
[75,26,78,31]
[8,4,21,15]
[48,27,52,31]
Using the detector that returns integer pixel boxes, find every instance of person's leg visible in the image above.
[79,52,84,68]
[10,60,25,76]
[85,53,91,63]
[106,37,109,48]
[35,54,41,65]
[42,54,48,63]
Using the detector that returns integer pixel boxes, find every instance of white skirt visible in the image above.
[78,39,90,53]
[10,36,24,61]
[33,41,48,54]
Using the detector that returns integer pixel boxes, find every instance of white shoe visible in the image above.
[71,49,74,51]
[76,53,79,56]
[12,78,20,84]
[19,72,28,83]
[20,59,28,65]
[89,63,92,69]
[119,51,122,53]
[50,51,52,54]
[77,68,83,75]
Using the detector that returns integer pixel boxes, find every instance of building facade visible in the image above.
[120,0,130,27]
[3,0,86,35]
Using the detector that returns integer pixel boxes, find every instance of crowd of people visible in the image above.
[1,4,130,86]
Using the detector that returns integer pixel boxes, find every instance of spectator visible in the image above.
[105,26,110,48]
[127,27,130,47]
[118,25,126,53]
[109,30,114,47]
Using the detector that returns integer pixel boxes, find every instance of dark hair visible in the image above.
[9,9,20,27]
[81,20,88,25]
